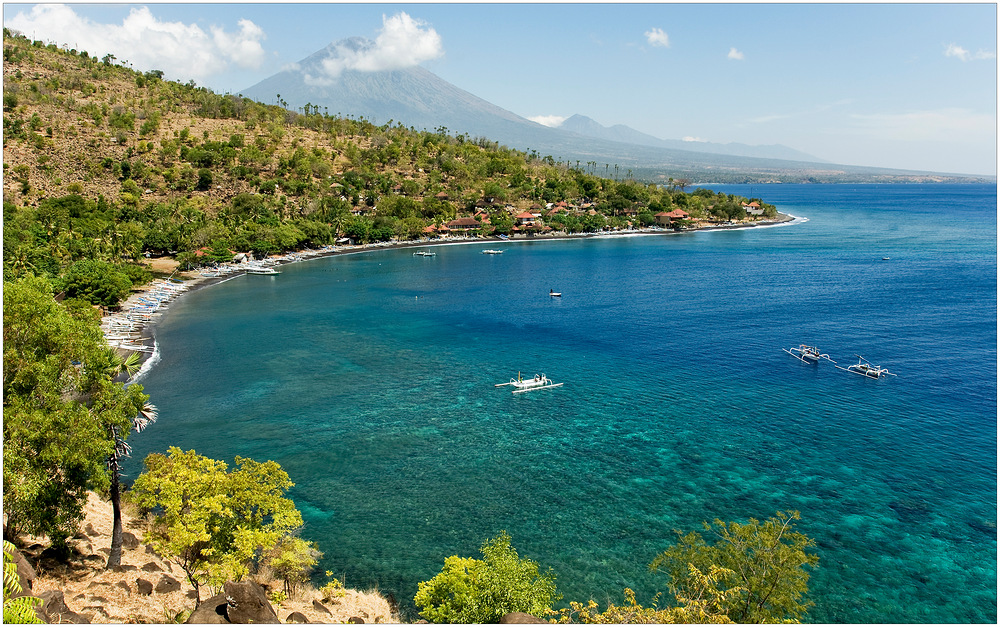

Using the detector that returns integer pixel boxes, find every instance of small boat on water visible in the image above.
[836,355,895,379]
[784,344,832,364]
[482,249,504,254]
[246,267,280,275]
[495,372,564,394]
[413,251,436,257]
[549,289,562,297]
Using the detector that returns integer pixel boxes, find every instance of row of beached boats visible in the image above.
[102,278,194,354]
[784,344,896,379]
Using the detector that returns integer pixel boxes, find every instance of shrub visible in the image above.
[414,531,559,623]
[59,259,133,307]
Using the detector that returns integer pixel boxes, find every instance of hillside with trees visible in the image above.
[3,28,777,300]
[2,30,824,624]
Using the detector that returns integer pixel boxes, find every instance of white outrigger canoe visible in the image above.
[835,355,896,379]
[783,344,833,364]
[495,373,564,394]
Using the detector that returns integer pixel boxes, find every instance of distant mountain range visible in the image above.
[556,114,825,163]
[239,38,989,183]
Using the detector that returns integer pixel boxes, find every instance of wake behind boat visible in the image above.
[495,372,564,394]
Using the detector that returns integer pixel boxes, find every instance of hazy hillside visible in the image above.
[558,114,827,162]
[239,37,991,184]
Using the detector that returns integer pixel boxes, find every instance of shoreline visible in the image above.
[110,212,797,380]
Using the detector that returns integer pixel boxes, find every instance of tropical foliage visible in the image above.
[2,274,149,548]
[129,447,305,604]
[414,531,560,623]
[3,541,43,624]
[649,510,819,623]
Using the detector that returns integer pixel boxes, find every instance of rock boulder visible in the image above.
[35,590,91,624]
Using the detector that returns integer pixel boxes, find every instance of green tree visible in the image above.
[554,565,740,624]
[650,511,818,624]
[267,536,322,596]
[414,531,560,623]
[58,259,133,307]
[3,275,148,548]
[129,447,304,605]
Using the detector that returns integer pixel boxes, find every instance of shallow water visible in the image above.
[129,184,997,623]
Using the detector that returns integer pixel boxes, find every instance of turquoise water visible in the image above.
[129,184,996,623]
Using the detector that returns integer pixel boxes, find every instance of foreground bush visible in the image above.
[414,531,559,623]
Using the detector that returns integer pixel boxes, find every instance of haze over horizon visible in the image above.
[5,2,996,176]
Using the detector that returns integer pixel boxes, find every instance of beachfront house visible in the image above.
[655,209,690,227]
[515,211,537,227]
[446,217,481,232]
[743,201,764,216]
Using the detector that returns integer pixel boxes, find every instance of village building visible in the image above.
[446,217,481,232]
[654,209,690,227]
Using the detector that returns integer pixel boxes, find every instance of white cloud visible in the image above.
[682,136,708,143]
[749,113,793,124]
[727,47,744,61]
[644,28,670,48]
[945,43,996,62]
[305,12,442,85]
[4,4,266,83]
[528,115,567,128]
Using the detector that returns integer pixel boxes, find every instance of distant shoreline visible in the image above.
[116,212,796,379]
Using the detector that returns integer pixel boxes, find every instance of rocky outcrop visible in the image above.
[135,578,153,595]
[499,612,547,623]
[285,611,310,623]
[312,599,333,615]
[120,532,141,550]
[155,574,181,594]
[184,581,278,624]
[34,590,91,624]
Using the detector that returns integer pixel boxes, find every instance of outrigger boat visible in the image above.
[784,344,833,364]
[835,356,895,379]
[413,251,436,257]
[495,372,564,394]
[482,249,504,254]
[246,266,280,275]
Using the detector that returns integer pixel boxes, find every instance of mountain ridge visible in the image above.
[557,114,828,163]
[239,38,991,183]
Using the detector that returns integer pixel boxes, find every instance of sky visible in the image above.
[3,2,997,175]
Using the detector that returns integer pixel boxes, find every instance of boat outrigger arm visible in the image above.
[783,344,835,364]
[495,372,565,393]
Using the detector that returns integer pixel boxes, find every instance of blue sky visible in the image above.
[4,2,997,175]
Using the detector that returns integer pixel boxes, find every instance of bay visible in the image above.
[128,183,997,623]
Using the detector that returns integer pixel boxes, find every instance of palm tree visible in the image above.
[104,349,157,569]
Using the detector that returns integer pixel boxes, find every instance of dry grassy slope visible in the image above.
[24,493,398,624]
[1,39,399,216]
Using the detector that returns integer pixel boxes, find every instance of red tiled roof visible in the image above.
[515,212,535,219]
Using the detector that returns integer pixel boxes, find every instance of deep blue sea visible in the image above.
[128,184,997,623]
